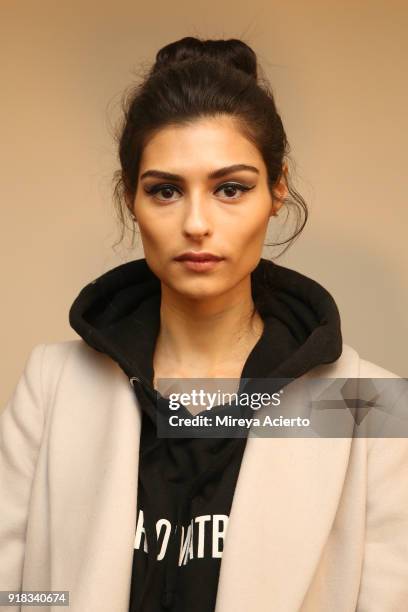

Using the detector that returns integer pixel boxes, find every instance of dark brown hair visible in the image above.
[111,36,308,257]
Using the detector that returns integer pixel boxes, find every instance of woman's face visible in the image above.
[132,115,287,302]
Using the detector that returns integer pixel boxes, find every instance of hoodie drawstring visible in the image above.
[160,436,243,609]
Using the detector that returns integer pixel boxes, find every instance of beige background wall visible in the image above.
[2,0,407,406]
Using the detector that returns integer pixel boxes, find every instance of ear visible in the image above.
[270,162,289,216]
[124,192,137,222]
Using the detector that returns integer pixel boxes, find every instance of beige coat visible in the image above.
[1,340,407,611]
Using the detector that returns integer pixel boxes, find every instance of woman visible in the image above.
[1,37,407,612]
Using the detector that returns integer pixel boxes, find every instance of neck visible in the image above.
[154,275,264,378]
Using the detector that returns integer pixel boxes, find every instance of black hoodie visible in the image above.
[69,256,342,612]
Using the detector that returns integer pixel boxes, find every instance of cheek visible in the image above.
[227,209,269,245]
[136,210,170,245]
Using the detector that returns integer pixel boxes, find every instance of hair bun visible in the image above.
[153,36,258,79]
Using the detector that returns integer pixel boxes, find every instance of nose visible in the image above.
[181,195,212,239]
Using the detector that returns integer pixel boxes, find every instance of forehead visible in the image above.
[139,115,263,173]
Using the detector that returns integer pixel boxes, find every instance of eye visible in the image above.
[215,182,254,200]
[144,184,181,202]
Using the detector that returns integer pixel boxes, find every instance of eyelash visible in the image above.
[144,182,255,202]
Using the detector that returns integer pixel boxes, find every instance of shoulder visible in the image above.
[343,342,400,377]
[342,342,400,378]
[25,339,124,402]
[307,342,401,379]
[31,338,114,370]
[357,353,400,379]
[343,344,407,445]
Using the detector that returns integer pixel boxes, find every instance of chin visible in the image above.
[170,277,225,299]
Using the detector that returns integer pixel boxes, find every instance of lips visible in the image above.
[174,252,224,262]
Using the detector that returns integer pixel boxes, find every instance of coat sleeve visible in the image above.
[356,360,408,610]
[0,343,47,592]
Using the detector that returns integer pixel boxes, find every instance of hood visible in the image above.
[68,256,342,394]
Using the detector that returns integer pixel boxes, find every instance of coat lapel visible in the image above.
[215,344,360,612]
[49,347,142,612]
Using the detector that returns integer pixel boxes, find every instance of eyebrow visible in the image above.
[140,164,260,181]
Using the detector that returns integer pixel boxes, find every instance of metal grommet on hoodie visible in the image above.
[129,376,141,388]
